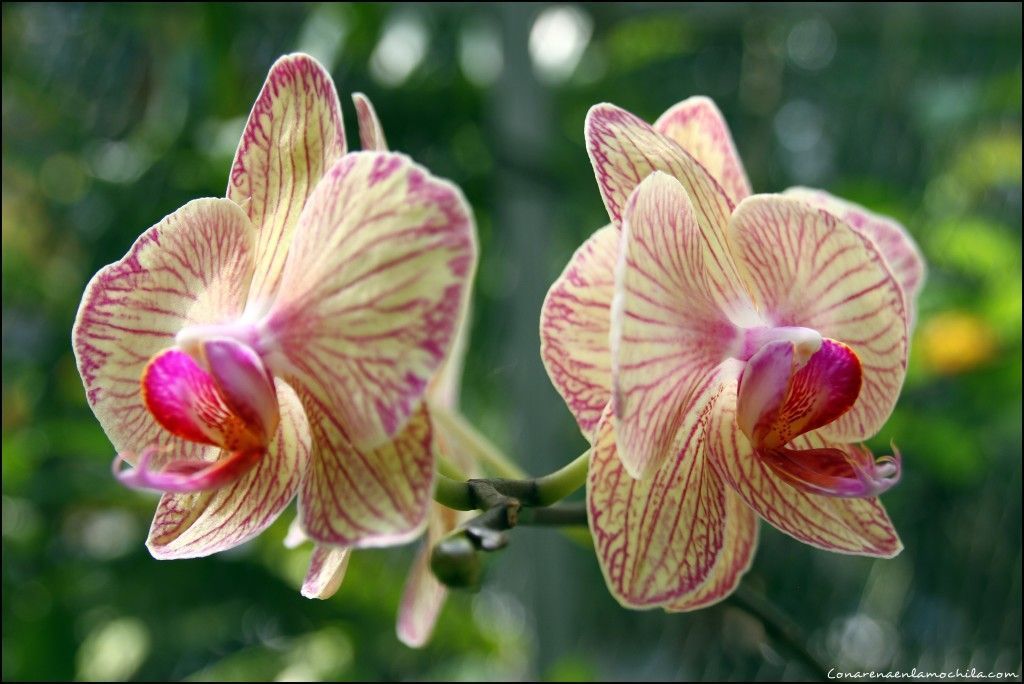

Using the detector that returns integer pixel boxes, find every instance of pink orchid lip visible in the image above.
[114,342,279,495]
[759,443,902,498]
[736,336,900,498]
[113,447,263,493]
[199,337,279,443]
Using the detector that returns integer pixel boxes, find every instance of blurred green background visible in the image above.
[2,3,1021,681]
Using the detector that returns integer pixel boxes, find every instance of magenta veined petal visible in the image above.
[587,403,728,609]
[297,403,436,548]
[396,504,458,647]
[612,172,752,478]
[706,377,902,558]
[301,545,352,599]
[540,224,619,440]
[666,486,759,612]
[584,103,736,235]
[353,92,389,152]
[729,195,909,444]
[228,53,347,308]
[783,187,925,318]
[265,151,476,450]
[653,96,752,205]
[73,198,256,464]
[147,380,312,559]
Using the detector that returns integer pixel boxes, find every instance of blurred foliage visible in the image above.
[2,2,1021,681]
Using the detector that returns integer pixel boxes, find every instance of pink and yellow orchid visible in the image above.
[277,92,481,648]
[73,54,476,566]
[540,97,924,609]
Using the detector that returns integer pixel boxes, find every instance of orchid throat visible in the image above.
[732,324,901,499]
[114,323,280,494]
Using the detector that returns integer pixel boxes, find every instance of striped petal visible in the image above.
[540,225,618,439]
[653,96,752,205]
[301,545,351,599]
[729,195,909,443]
[585,103,737,236]
[666,486,759,612]
[784,187,925,317]
[612,172,752,478]
[147,380,311,559]
[706,379,902,557]
[73,198,255,461]
[587,404,728,609]
[298,403,435,548]
[396,504,459,648]
[353,92,389,152]
[228,53,346,308]
[265,152,476,449]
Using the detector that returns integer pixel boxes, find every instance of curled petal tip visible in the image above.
[113,446,262,494]
[759,442,901,499]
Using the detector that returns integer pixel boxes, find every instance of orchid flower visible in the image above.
[281,93,481,648]
[540,97,924,609]
[72,55,476,562]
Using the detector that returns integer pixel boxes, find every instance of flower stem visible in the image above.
[532,450,590,505]
[727,584,830,680]
[432,449,590,512]
[433,473,476,511]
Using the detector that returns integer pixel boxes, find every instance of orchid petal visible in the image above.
[266,152,476,449]
[585,103,737,237]
[666,487,759,612]
[653,96,752,205]
[427,305,471,413]
[147,380,312,559]
[587,404,728,608]
[228,53,347,308]
[737,339,861,449]
[396,505,459,648]
[612,172,751,478]
[298,403,435,548]
[301,545,351,599]
[730,195,909,443]
[706,379,902,557]
[73,198,255,462]
[353,92,389,152]
[784,187,925,316]
[540,225,618,439]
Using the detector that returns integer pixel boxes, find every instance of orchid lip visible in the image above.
[758,443,902,499]
[113,447,263,494]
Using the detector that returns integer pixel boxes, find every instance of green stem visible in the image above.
[431,448,590,512]
[433,473,476,511]
[533,450,590,505]
[517,502,587,526]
